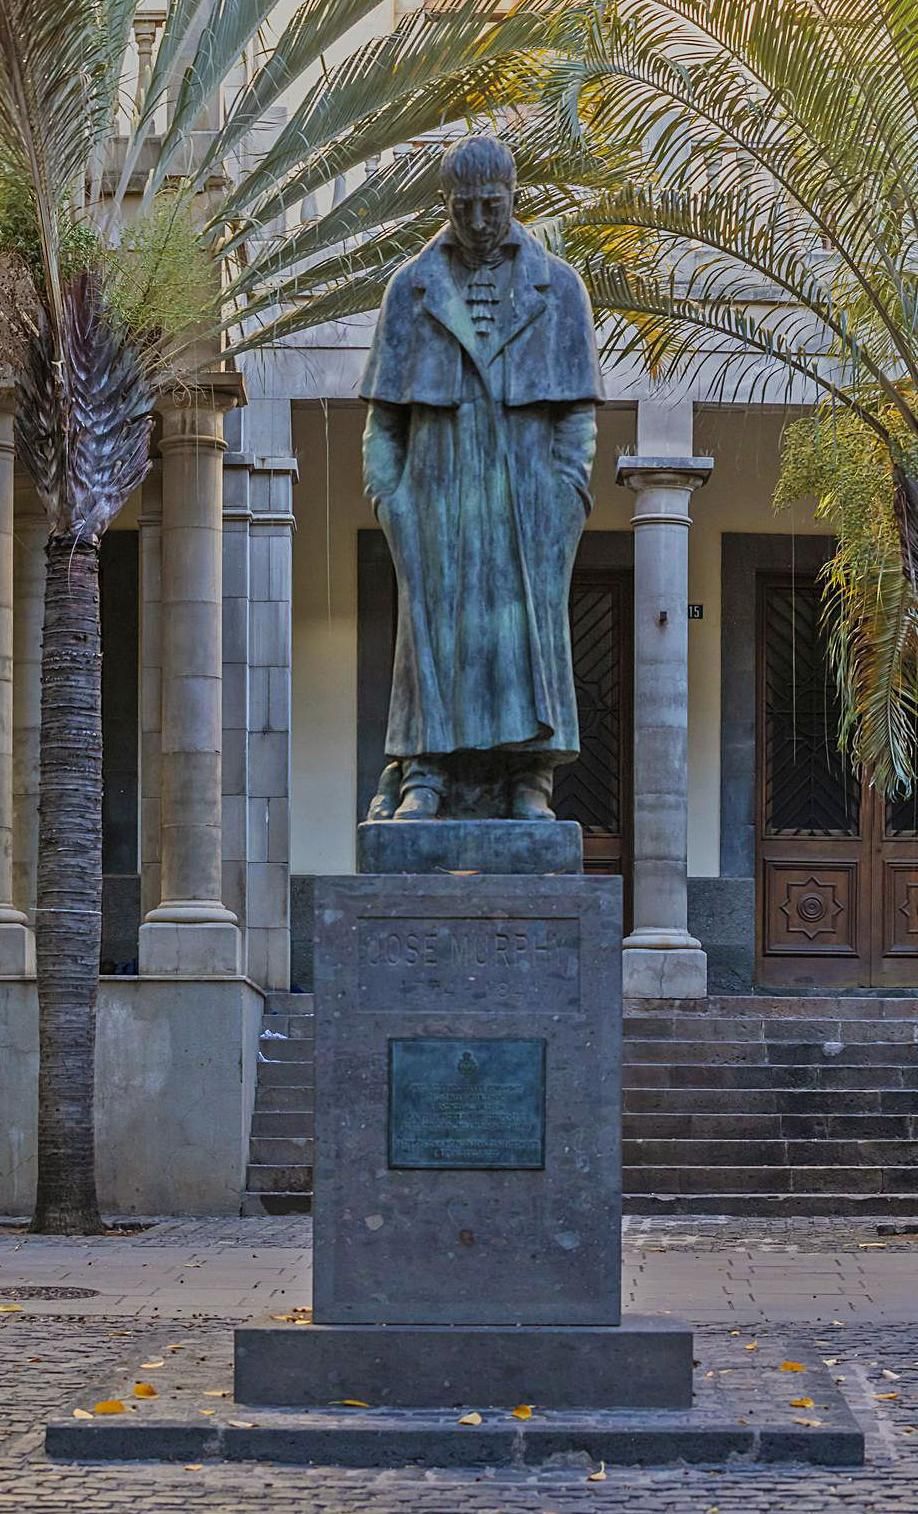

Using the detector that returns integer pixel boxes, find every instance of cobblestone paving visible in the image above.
[1,1219,918,1510]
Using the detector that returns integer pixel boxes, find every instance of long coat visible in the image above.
[360,221,603,762]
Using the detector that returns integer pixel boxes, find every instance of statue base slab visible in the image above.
[357,819,583,875]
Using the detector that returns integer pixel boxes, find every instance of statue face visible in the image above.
[445,179,514,261]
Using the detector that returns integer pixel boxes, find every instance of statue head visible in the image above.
[440,134,516,264]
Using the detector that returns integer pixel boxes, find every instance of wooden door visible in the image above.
[554,567,632,898]
[756,576,918,988]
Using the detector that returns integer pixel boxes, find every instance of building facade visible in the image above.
[1,1,916,1217]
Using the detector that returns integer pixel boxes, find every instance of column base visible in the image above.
[139,921,242,977]
[0,920,35,975]
[623,946,707,999]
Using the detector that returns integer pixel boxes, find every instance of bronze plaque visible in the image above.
[388,1037,545,1169]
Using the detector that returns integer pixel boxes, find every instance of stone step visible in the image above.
[249,1136,313,1165]
[624,1087,917,1115]
[264,991,315,1013]
[254,1086,316,1112]
[624,1137,918,1168]
[261,1013,315,1041]
[623,1192,918,1217]
[257,1038,315,1064]
[623,1165,917,1195]
[623,1112,916,1141]
[256,1061,317,1088]
[630,995,918,1020]
[250,1110,315,1138]
[623,1038,918,1067]
[624,1062,918,1090]
[623,1016,918,1045]
[246,1163,313,1195]
[241,1192,313,1217]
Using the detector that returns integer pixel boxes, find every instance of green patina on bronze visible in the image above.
[360,135,602,822]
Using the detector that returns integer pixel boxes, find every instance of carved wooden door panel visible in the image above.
[554,567,632,899]
[757,576,918,988]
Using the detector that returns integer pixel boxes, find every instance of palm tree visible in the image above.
[516,0,918,793]
[0,0,546,1233]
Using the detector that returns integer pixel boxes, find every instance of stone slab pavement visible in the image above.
[2,1213,918,1510]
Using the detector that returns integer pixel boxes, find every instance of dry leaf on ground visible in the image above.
[780,1361,806,1373]
[744,1342,758,1352]
[202,1389,230,1398]
[332,1399,370,1408]
[227,1419,254,1429]
[458,1412,482,1426]
[141,1360,165,1370]
[882,1370,901,1381]
[876,1392,900,1401]
[793,1417,823,1427]
[198,1408,216,1417]
[184,1464,203,1471]
[133,1383,157,1399]
[93,1400,126,1415]
[72,1409,93,1420]
[587,1461,607,1482]
[512,1404,533,1420]
[790,1397,815,1409]
[0,1304,22,1314]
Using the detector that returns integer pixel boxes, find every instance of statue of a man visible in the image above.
[361,135,603,821]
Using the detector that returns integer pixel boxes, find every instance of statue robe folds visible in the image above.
[361,221,603,762]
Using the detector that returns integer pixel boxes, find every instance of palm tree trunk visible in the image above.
[31,536,103,1234]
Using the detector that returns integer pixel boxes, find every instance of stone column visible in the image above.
[0,394,34,972]
[139,376,244,976]
[617,453,712,1000]
[138,463,162,922]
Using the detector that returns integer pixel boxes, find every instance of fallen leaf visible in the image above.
[587,1461,607,1482]
[458,1412,482,1426]
[822,1358,839,1368]
[875,1392,900,1401]
[198,1408,216,1417]
[184,1464,203,1472]
[790,1397,815,1409]
[780,1361,807,1373]
[744,1342,759,1353]
[882,1369,901,1381]
[794,1417,824,1427]
[512,1404,533,1420]
[227,1419,254,1429]
[831,1320,845,1327]
[93,1400,126,1415]
[72,1409,93,1420]
[141,1360,165,1370]
[333,1399,370,1408]
[729,1330,740,1337]
[133,1383,158,1399]
[0,1304,22,1314]
[859,1242,886,1249]
[202,1389,230,1398]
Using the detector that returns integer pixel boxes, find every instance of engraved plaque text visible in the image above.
[388,1037,546,1169]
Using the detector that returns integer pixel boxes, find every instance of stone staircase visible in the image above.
[243,991,918,1217]
[242,992,315,1216]
[624,996,918,1215]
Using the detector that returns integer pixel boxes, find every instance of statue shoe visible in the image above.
[394,784,441,820]
[511,782,556,821]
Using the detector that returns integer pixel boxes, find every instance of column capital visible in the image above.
[156,371,247,437]
[616,456,714,493]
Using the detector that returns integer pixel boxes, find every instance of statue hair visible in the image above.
[439,135,516,192]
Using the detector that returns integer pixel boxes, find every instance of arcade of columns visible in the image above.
[0,383,710,1001]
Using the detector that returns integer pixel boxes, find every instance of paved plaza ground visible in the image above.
[1,1214,918,1510]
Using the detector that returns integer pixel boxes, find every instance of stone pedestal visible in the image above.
[617,455,713,1000]
[234,867,693,1413]
[357,819,583,875]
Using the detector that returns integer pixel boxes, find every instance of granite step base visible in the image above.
[45,1406,863,1469]
[240,1191,312,1217]
[46,1333,863,1470]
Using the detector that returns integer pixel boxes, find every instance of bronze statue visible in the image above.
[361,135,602,821]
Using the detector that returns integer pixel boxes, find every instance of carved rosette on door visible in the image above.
[757,578,918,989]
